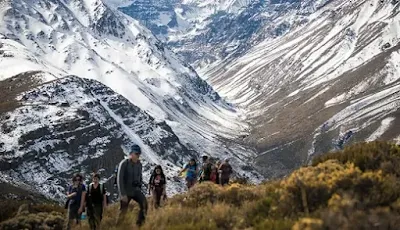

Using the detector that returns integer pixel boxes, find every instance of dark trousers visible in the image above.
[153,187,163,209]
[117,191,148,226]
[87,204,103,230]
[221,177,230,186]
[64,203,81,230]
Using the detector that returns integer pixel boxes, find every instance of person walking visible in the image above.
[179,158,198,190]
[117,145,148,227]
[219,159,233,186]
[210,166,218,184]
[199,155,212,183]
[64,173,86,230]
[148,165,167,209]
[86,173,107,230]
[215,160,222,184]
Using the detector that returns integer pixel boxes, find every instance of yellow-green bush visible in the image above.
[278,160,362,215]
[312,141,400,175]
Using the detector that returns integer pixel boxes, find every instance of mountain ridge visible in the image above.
[0,0,262,200]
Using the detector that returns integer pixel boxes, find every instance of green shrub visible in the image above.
[312,141,400,176]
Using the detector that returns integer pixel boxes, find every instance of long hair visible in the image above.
[149,165,165,185]
[189,158,197,169]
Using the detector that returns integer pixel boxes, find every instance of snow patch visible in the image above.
[366,117,395,142]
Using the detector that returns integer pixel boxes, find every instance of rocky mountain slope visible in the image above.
[114,0,400,178]
[203,0,400,177]
[115,0,333,68]
[0,0,261,200]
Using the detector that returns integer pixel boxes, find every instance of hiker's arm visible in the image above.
[117,160,127,197]
[78,186,87,213]
[80,187,86,210]
[162,183,166,195]
[178,164,186,175]
[140,164,143,187]
[66,192,76,199]
[103,186,107,207]
[148,175,153,194]
[66,187,76,198]
[103,194,107,207]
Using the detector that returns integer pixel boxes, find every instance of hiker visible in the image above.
[210,165,218,184]
[148,165,167,209]
[179,158,198,190]
[64,173,86,230]
[117,145,148,227]
[199,155,212,183]
[215,160,222,184]
[86,173,107,230]
[335,130,354,150]
[219,159,233,186]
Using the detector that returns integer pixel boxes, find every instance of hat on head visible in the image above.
[130,144,141,155]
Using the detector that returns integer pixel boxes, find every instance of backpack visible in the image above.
[89,183,104,194]
[201,162,212,180]
[88,183,110,204]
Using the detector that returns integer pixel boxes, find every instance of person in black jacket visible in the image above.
[86,173,107,230]
[148,165,167,209]
[116,145,148,227]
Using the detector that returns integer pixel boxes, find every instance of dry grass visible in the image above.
[2,141,400,230]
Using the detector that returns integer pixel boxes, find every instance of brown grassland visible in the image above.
[2,141,400,230]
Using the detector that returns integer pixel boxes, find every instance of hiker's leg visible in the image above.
[221,178,229,186]
[117,197,131,225]
[64,220,72,230]
[155,188,162,208]
[64,204,78,230]
[87,208,96,230]
[132,192,148,226]
[94,204,103,230]
[64,206,71,230]
[151,189,157,209]
[88,216,96,230]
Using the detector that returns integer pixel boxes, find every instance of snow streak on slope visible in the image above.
[204,0,400,177]
[0,0,262,198]
[118,0,334,69]
[0,76,194,198]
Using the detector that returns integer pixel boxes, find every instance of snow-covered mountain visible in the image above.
[115,0,400,178]
[0,0,261,200]
[116,0,333,68]
[203,0,400,177]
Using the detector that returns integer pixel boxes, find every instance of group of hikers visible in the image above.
[179,155,233,190]
[64,145,233,230]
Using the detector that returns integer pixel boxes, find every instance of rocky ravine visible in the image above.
[204,0,400,178]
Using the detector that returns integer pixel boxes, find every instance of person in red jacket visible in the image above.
[210,166,218,184]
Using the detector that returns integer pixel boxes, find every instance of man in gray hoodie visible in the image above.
[117,145,147,227]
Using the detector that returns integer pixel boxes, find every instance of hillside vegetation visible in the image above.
[1,141,400,230]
